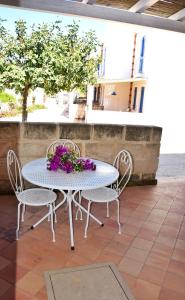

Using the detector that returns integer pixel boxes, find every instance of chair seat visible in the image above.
[81,187,118,203]
[17,188,57,206]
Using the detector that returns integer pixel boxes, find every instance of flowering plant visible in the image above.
[47,145,96,173]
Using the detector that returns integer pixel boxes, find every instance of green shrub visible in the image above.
[0,109,19,118]
[27,104,46,112]
[0,91,16,104]
[0,91,17,110]
[0,103,46,118]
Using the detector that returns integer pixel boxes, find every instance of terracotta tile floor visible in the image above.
[0,178,185,300]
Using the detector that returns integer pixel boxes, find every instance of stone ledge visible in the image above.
[151,127,162,142]
[59,123,91,140]
[93,124,123,140]
[0,121,162,193]
[125,125,151,142]
[0,123,20,139]
[22,123,57,140]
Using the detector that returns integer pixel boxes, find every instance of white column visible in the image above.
[86,85,94,122]
[68,91,76,121]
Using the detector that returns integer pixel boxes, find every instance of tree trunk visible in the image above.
[22,86,29,122]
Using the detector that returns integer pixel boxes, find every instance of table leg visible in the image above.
[30,189,103,250]
[67,191,75,250]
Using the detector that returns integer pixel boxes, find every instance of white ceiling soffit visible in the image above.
[0,0,185,33]
[169,8,185,22]
[129,0,159,13]
[82,0,96,4]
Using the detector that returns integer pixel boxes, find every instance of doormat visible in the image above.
[44,262,136,300]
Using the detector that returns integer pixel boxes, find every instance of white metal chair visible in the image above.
[46,139,80,158]
[46,139,82,218]
[81,149,133,237]
[7,150,57,242]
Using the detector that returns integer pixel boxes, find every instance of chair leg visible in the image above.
[75,191,83,221]
[116,199,121,234]
[53,202,57,223]
[16,203,22,240]
[84,201,92,238]
[47,204,50,221]
[21,204,26,222]
[106,202,110,218]
[64,201,68,212]
[49,204,55,242]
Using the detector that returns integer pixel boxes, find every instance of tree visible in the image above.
[0,19,101,122]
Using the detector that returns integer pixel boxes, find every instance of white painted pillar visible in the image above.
[86,85,94,122]
[68,91,76,121]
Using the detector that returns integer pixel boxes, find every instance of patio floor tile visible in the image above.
[0,239,10,251]
[0,262,28,284]
[158,288,185,300]
[140,221,161,233]
[0,178,185,299]
[137,228,158,241]
[172,248,185,263]
[125,247,149,263]
[0,278,12,297]
[155,234,177,248]
[145,251,170,271]
[133,279,161,300]
[163,213,183,227]
[151,242,174,257]
[178,225,185,240]
[139,264,166,285]
[167,259,185,277]
[118,256,144,276]
[162,272,185,295]
[35,286,48,300]
[0,287,32,300]
[175,239,185,250]
[159,224,180,238]
[0,255,11,271]
[131,237,153,251]
[16,271,45,295]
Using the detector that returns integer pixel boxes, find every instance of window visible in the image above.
[139,36,145,74]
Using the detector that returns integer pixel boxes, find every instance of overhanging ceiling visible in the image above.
[0,0,185,33]
[94,0,185,19]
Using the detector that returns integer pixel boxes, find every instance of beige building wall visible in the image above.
[102,82,130,111]
[99,80,147,112]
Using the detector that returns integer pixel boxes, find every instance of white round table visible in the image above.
[22,158,119,249]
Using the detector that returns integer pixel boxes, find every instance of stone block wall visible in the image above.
[0,122,162,194]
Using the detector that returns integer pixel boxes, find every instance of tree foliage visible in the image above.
[0,19,101,121]
[0,91,16,104]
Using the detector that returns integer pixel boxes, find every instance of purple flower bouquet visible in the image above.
[47,145,96,173]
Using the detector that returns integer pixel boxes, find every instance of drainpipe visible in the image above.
[128,33,137,111]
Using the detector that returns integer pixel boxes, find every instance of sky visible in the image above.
[0,5,107,40]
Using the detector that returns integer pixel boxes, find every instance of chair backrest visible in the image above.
[112,149,133,195]
[46,139,80,158]
[7,150,23,194]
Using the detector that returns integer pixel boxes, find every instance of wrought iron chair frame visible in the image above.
[81,149,133,237]
[7,150,57,242]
